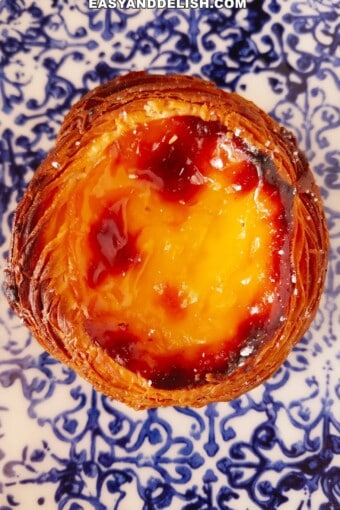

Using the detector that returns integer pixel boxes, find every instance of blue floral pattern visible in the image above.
[0,1,339,509]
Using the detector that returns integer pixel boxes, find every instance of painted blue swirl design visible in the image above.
[0,1,339,509]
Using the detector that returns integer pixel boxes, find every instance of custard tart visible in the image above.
[5,72,329,409]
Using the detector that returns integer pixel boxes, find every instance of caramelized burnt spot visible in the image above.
[116,115,229,204]
[84,305,273,391]
[155,283,189,319]
[85,320,142,367]
[230,160,259,193]
[254,153,294,294]
[83,114,294,390]
[87,198,141,287]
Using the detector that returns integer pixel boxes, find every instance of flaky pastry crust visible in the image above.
[5,72,329,409]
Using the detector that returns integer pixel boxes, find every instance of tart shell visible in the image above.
[5,72,329,409]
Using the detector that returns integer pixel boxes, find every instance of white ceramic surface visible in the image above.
[0,2,339,509]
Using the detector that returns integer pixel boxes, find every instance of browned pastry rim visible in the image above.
[5,72,329,409]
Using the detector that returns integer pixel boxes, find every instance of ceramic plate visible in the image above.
[0,2,339,509]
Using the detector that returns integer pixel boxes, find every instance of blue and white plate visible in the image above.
[0,2,339,509]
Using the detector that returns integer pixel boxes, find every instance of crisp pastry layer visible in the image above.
[5,72,329,409]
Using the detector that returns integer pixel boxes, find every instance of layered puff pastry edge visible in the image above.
[5,72,329,409]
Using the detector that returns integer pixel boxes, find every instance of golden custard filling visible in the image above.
[44,114,294,389]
